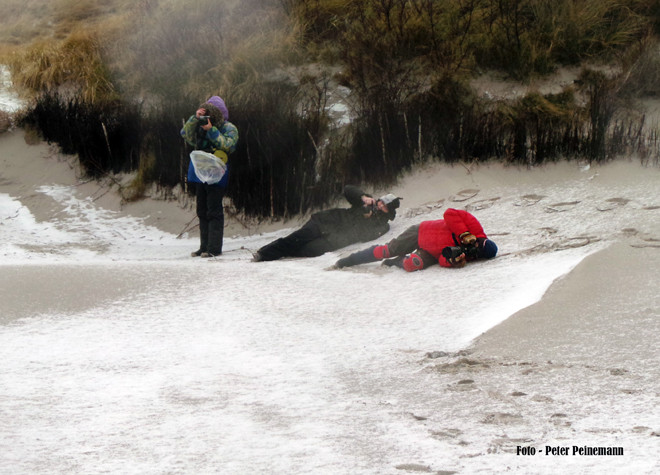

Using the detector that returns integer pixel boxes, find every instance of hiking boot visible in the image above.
[252,251,263,262]
[191,249,204,257]
[201,252,220,258]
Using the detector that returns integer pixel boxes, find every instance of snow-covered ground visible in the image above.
[0,65,23,113]
[2,158,659,474]
[1,77,659,474]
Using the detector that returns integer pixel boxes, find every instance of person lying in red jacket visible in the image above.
[334,208,498,271]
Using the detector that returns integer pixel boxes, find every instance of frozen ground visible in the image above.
[1,71,659,474]
[0,66,23,113]
[1,140,659,473]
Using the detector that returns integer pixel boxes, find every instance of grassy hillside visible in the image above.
[2,0,659,218]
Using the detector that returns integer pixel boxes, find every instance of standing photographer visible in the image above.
[253,185,401,262]
[334,208,497,271]
[181,96,239,258]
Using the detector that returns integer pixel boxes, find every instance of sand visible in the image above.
[415,242,660,459]
[0,129,198,235]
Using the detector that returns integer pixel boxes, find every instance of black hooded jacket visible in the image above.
[308,185,392,249]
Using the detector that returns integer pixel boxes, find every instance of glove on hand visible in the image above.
[459,232,476,246]
[449,254,467,268]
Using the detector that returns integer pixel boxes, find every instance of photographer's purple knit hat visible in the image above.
[206,96,229,121]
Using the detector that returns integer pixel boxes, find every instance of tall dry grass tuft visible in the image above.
[8,30,117,103]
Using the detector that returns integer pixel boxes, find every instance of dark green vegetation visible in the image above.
[3,0,660,218]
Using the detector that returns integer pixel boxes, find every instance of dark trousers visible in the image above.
[386,225,420,255]
[196,183,225,255]
[385,224,437,268]
[257,220,331,261]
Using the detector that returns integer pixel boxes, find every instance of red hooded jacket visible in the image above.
[417,209,488,267]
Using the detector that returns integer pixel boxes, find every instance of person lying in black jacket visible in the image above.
[252,185,401,262]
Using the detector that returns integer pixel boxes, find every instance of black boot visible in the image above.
[207,218,224,256]
[193,219,209,257]
[335,246,378,268]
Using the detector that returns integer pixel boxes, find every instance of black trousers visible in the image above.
[196,183,225,255]
[257,220,332,261]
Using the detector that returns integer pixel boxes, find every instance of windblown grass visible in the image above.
[8,30,117,103]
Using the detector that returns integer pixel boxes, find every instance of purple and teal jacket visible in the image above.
[181,117,239,187]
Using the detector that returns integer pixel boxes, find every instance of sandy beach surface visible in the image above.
[429,242,660,471]
[1,126,659,474]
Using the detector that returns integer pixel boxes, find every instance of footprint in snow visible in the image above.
[596,197,630,211]
[394,463,434,473]
[630,239,660,249]
[513,193,545,207]
[544,200,580,213]
[481,412,524,425]
[551,413,571,427]
[404,199,445,218]
[554,236,598,250]
[449,189,479,202]
[465,197,500,211]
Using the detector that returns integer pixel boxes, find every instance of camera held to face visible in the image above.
[442,246,464,261]
[363,202,378,215]
[442,242,479,262]
[195,117,213,151]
